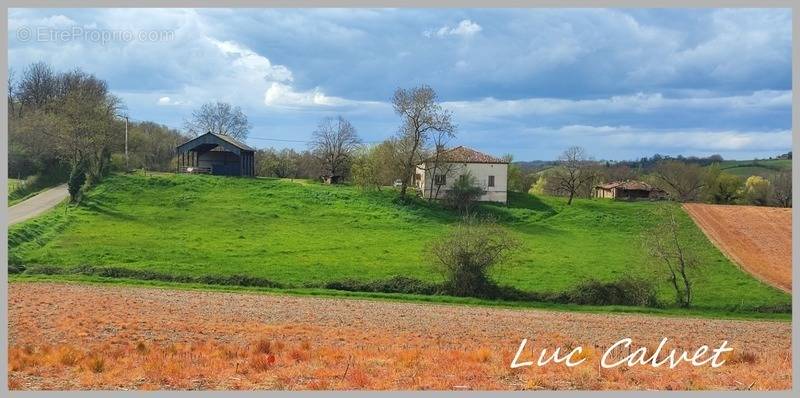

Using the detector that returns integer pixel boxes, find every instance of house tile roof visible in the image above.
[596,180,659,191]
[423,146,507,164]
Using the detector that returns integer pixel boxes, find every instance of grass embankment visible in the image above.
[8,173,790,317]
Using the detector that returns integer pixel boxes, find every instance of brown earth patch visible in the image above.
[8,282,792,390]
[683,203,791,292]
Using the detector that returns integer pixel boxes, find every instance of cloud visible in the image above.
[427,19,482,38]
[443,90,791,122]
[156,96,186,106]
[7,8,790,159]
[535,125,792,152]
[210,38,294,83]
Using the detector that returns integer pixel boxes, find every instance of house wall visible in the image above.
[595,188,616,198]
[415,162,508,203]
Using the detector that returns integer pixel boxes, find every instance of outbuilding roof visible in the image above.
[176,131,255,154]
[422,146,507,164]
[596,180,658,191]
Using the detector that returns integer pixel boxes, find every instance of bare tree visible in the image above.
[184,101,251,140]
[550,146,596,205]
[18,61,58,113]
[652,160,706,202]
[392,85,456,198]
[309,116,361,183]
[771,170,792,208]
[425,128,457,201]
[643,204,698,308]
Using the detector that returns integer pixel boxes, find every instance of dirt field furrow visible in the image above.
[8,282,792,390]
[683,203,791,293]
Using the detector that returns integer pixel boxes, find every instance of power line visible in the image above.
[247,136,384,145]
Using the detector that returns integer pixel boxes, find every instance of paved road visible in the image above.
[8,184,69,225]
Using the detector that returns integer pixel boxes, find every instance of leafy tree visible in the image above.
[743,175,771,206]
[505,154,537,193]
[351,146,383,191]
[703,165,743,204]
[428,217,519,297]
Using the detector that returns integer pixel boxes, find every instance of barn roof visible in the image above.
[422,146,507,164]
[176,132,255,155]
[596,180,658,191]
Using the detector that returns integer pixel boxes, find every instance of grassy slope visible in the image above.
[716,159,791,178]
[9,173,789,313]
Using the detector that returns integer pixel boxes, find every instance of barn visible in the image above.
[176,132,255,177]
[594,180,667,200]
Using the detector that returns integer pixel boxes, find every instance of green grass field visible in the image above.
[8,173,790,316]
[716,159,791,178]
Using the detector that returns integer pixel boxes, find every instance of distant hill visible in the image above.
[715,159,791,179]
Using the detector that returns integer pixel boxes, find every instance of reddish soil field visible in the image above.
[8,282,792,391]
[683,203,792,292]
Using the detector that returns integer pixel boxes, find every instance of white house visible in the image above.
[413,146,509,203]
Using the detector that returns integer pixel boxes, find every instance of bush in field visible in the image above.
[568,277,659,307]
[428,217,518,297]
[743,175,771,206]
[444,171,485,215]
[703,165,743,204]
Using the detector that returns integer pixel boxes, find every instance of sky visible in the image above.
[7,8,793,161]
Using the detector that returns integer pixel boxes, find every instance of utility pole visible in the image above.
[124,116,129,172]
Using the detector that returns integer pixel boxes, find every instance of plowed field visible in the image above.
[683,204,791,292]
[8,283,791,390]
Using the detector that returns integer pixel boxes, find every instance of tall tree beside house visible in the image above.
[424,126,457,201]
[392,85,456,199]
[183,101,251,141]
[550,146,596,205]
[309,116,361,183]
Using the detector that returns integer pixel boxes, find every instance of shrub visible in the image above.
[68,162,87,202]
[444,172,485,215]
[8,263,25,274]
[428,217,519,298]
[324,276,442,295]
[566,277,659,307]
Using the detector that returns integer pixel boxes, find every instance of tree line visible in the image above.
[8,62,188,200]
[523,147,792,208]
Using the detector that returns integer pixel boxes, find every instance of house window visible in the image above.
[488,175,495,187]
[434,174,446,186]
